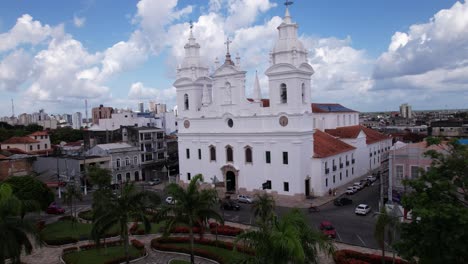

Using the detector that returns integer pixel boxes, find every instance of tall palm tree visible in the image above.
[158,174,223,264]
[91,183,160,264]
[251,192,276,228]
[0,184,41,264]
[62,184,83,219]
[374,207,400,264]
[235,203,334,264]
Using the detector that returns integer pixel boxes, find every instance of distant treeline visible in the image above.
[0,122,84,144]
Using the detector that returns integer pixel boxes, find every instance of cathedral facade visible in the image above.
[174,7,391,199]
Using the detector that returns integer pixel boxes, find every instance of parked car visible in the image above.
[334,197,353,206]
[165,196,176,205]
[353,182,365,190]
[346,186,358,195]
[221,200,240,211]
[46,202,65,214]
[355,204,371,215]
[360,179,371,187]
[237,194,253,203]
[366,175,377,182]
[148,178,161,186]
[319,221,336,238]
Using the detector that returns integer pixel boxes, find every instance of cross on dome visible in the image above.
[224,37,232,54]
[284,0,294,7]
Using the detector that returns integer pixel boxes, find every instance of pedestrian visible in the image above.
[328,188,332,196]
[333,188,337,196]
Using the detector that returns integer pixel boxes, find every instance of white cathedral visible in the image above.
[175,6,392,200]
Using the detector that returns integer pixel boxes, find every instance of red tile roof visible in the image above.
[2,148,29,155]
[313,130,355,158]
[28,131,49,136]
[325,125,390,144]
[311,103,357,113]
[1,136,39,144]
[0,154,7,159]
[246,98,270,107]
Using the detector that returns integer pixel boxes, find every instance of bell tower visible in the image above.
[174,21,211,118]
[265,1,314,115]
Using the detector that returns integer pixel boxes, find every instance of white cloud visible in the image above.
[0,49,32,91]
[128,82,176,102]
[0,14,61,52]
[73,15,86,28]
[224,0,276,32]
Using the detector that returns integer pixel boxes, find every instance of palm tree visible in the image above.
[0,184,41,264]
[91,183,160,264]
[62,184,83,219]
[374,207,400,264]
[235,208,334,264]
[251,192,276,228]
[158,174,223,264]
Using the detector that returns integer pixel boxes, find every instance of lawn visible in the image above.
[164,243,246,263]
[133,221,165,234]
[40,220,119,244]
[62,245,142,264]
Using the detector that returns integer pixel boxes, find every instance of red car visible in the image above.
[46,202,65,214]
[319,221,336,238]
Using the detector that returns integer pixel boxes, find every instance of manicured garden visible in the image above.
[334,249,409,264]
[62,242,144,264]
[40,219,119,245]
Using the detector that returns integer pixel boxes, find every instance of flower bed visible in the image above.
[209,223,243,236]
[334,250,409,264]
[62,242,145,264]
[152,237,254,255]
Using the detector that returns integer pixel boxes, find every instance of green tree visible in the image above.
[2,175,54,218]
[158,174,223,264]
[374,207,400,264]
[0,184,41,264]
[395,139,468,263]
[91,183,160,264]
[50,127,84,144]
[235,208,334,264]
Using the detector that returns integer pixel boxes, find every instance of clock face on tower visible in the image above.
[184,120,190,128]
[279,116,288,127]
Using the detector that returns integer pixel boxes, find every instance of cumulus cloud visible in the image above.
[224,0,276,32]
[0,49,32,91]
[73,15,86,28]
[128,82,176,102]
[0,14,60,52]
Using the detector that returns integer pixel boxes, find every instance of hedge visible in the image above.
[151,237,254,256]
[334,249,409,264]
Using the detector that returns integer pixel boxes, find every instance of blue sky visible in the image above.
[1,0,467,117]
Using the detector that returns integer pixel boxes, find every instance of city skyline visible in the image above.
[1,0,467,116]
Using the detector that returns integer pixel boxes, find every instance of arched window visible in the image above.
[209,146,216,161]
[133,156,138,165]
[245,146,252,163]
[117,174,122,181]
[184,94,189,110]
[116,158,121,168]
[134,171,139,181]
[226,146,233,162]
[126,172,131,182]
[301,83,306,103]
[125,157,130,166]
[280,83,287,103]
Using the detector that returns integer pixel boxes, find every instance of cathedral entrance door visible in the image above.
[305,179,310,197]
[226,171,236,192]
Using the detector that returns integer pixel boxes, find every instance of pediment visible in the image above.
[298,63,314,74]
[212,64,245,77]
[173,77,194,87]
[265,62,314,76]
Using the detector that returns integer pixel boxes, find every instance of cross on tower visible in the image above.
[284,0,294,7]
[224,37,232,54]
[189,20,193,30]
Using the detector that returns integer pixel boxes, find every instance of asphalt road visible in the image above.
[221,180,382,249]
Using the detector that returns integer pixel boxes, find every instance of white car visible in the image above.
[165,196,176,205]
[366,176,377,182]
[353,182,364,190]
[346,186,358,195]
[355,204,371,215]
[237,194,253,203]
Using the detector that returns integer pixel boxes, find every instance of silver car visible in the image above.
[237,194,253,203]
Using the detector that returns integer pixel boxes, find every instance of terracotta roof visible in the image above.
[246,98,270,107]
[325,125,362,139]
[0,154,7,159]
[313,130,355,158]
[361,126,391,144]
[311,103,357,113]
[325,125,390,144]
[2,148,29,155]
[1,136,39,144]
[28,131,49,136]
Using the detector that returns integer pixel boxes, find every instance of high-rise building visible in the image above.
[138,102,144,113]
[400,103,412,118]
[149,101,156,112]
[72,112,82,129]
[92,105,114,125]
